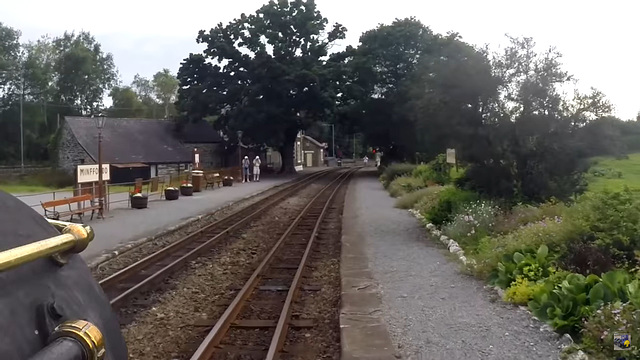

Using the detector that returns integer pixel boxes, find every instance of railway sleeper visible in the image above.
[228,285,321,292]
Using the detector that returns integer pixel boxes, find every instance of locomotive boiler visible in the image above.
[0,190,127,359]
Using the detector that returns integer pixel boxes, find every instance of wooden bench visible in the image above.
[205,172,222,189]
[41,194,101,222]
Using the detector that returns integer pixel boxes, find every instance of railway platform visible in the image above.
[56,169,324,265]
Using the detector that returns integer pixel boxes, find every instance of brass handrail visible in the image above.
[0,219,95,272]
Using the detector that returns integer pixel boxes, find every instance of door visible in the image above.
[306,153,313,167]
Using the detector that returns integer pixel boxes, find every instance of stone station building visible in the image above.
[57,116,223,183]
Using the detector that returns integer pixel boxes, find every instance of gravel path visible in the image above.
[351,174,565,360]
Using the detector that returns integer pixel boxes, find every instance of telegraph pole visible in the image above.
[20,75,24,174]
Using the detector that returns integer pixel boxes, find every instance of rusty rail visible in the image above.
[99,168,336,308]
[190,167,359,360]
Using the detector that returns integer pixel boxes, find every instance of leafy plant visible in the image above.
[528,270,640,336]
[504,276,545,305]
[489,245,554,289]
[528,272,602,335]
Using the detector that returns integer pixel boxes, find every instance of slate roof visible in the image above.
[65,116,192,164]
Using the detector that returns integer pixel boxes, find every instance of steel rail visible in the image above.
[189,167,359,360]
[99,169,335,307]
[265,168,354,359]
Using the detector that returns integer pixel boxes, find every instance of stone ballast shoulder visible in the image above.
[406,208,590,360]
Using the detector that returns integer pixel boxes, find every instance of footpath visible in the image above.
[340,169,565,360]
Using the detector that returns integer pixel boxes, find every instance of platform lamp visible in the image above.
[93,115,106,219]
[237,130,243,181]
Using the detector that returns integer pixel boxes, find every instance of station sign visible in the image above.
[446,148,456,164]
[77,164,110,183]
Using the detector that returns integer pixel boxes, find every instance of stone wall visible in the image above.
[58,123,94,174]
[157,163,188,178]
[183,143,223,169]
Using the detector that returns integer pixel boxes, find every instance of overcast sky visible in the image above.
[4,0,638,120]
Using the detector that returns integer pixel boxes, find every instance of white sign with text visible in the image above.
[77,164,111,183]
[446,148,456,164]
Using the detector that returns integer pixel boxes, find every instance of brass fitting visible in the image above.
[62,224,94,253]
[49,320,105,360]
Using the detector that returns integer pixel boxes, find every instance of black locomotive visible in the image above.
[0,190,127,360]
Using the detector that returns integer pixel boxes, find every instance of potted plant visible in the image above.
[223,176,234,187]
[180,181,194,196]
[130,189,148,209]
[164,186,179,200]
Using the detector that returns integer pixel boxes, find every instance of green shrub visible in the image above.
[395,186,445,209]
[425,187,479,226]
[528,272,603,335]
[503,276,545,305]
[489,245,555,289]
[567,189,640,269]
[529,270,640,336]
[472,217,588,279]
[412,165,437,184]
[388,176,425,198]
[379,163,417,189]
[492,204,542,234]
[414,185,452,215]
[442,199,498,250]
[581,301,640,359]
[589,167,623,179]
[412,154,451,185]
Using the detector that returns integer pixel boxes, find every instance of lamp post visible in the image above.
[237,130,243,181]
[93,115,106,219]
[321,123,335,157]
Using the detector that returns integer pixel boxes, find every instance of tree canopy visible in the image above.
[176,0,346,173]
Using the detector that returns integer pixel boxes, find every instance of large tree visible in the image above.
[176,0,346,173]
[333,18,445,162]
[107,86,146,118]
[52,31,118,115]
[0,22,22,107]
[152,68,178,118]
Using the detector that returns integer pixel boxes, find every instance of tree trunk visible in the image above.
[279,138,296,174]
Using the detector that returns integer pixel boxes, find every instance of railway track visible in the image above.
[190,167,358,360]
[99,169,336,308]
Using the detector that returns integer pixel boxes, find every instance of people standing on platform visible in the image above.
[363,156,369,166]
[242,156,251,183]
[253,156,261,182]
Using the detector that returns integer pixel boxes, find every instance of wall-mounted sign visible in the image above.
[193,148,202,170]
[77,164,110,183]
[446,148,456,164]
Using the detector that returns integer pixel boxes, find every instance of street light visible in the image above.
[0,70,24,173]
[321,123,335,157]
[237,130,243,181]
[93,115,106,219]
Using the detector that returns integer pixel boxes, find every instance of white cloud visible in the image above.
[4,0,638,119]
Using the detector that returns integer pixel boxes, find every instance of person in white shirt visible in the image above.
[363,156,369,166]
[253,156,261,182]
[242,156,251,183]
